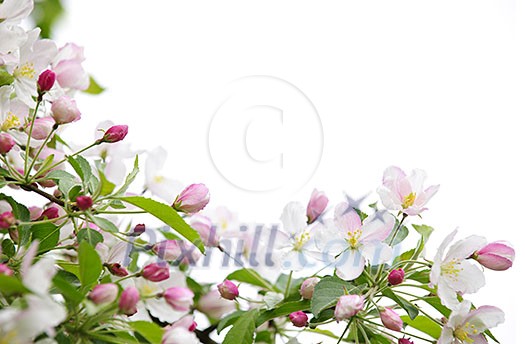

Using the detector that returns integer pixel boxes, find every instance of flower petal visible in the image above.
[280,202,307,236]
[335,249,365,281]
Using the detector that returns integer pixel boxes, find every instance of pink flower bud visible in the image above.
[129,223,146,237]
[37,69,56,93]
[307,189,328,224]
[100,125,128,143]
[0,133,15,154]
[197,290,236,319]
[28,117,55,140]
[474,241,515,271]
[399,339,414,344]
[300,277,320,300]
[39,206,60,220]
[289,311,308,327]
[380,307,404,331]
[164,287,194,312]
[0,263,13,276]
[191,215,218,247]
[29,206,43,221]
[76,195,93,211]
[119,286,139,316]
[173,183,210,214]
[51,96,81,124]
[89,283,118,304]
[217,280,239,300]
[334,295,364,321]
[107,263,129,277]
[388,268,405,285]
[153,240,181,261]
[142,262,170,282]
[0,211,15,229]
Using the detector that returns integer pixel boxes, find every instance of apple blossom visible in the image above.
[473,241,515,271]
[316,203,394,280]
[38,206,59,220]
[398,339,414,344]
[99,124,128,143]
[430,229,486,310]
[28,116,54,140]
[51,96,81,124]
[0,263,13,276]
[162,326,201,344]
[164,287,194,312]
[0,0,33,24]
[377,166,439,216]
[89,284,118,305]
[300,277,320,300]
[0,132,14,154]
[334,294,365,321]
[197,289,236,319]
[289,311,309,327]
[438,301,505,344]
[144,146,183,203]
[169,315,197,332]
[217,280,239,300]
[106,262,129,277]
[379,307,403,331]
[0,211,15,228]
[76,195,93,211]
[119,287,140,316]
[129,223,146,237]
[191,214,219,247]
[306,188,328,224]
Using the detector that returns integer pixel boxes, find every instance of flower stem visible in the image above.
[24,98,43,178]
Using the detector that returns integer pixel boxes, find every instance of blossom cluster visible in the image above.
[0,1,515,344]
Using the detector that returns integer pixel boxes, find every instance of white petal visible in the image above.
[145,146,167,181]
[146,298,186,323]
[334,202,362,233]
[437,327,455,344]
[280,202,307,236]
[437,280,460,311]
[23,257,56,295]
[447,261,485,295]
[335,249,365,281]
[361,212,395,242]
[430,229,458,285]
[466,305,505,332]
[445,235,487,261]
[360,241,392,265]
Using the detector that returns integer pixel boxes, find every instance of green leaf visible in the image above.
[275,273,303,300]
[32,0,64,38]
[419,296,451,318]
[52,271,84,306]
[91,216,119,233]
[77,227,104,246]
[309,308,334,327]
[47,170,79,200]
[57,261,81,279]
[401,315,441,339]
[217,310,246,334]
[223,309,258,344]
[114,155,139,196]
[78,241,102,288]
[406,269,430,284]
[382,288,419,320]
[1,239,15,258]
[121,196,204,253]
[129,321,164,344]
[31,223,61,254]
[413,224,434,243]
[83,75,106,95]
[310,276,366,317]
[386,225,409,246]
[256,299,310,327]
[67,155,92,184]
[0,68,14,87]
[226,268,273,290]
[98,170,116,196]
[0,274,30,295]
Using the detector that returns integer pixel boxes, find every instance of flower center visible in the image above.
[401,192,416,209]
[347,229,362,249]
[454,322,479,343]
[441,259,463,279]
[13,62,36,79]
[1,112,20,131]
[153,175,165,183]
[293,230,310,250]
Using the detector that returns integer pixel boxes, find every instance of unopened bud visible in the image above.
[217,280,239,300]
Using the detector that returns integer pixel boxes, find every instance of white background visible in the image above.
[54,0,522,342]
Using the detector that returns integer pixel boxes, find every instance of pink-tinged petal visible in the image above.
[280,202,307,236]
[437,327,454,344]
[446,260,485,294]
[360,241,392,265]
[361,212,395,242]
[465,306,505,333]
[334,202,362,233]
[407,168,427,193]
[448,301,473,328]
[476,253,513,271]
[377,186,402,211]
[394,177,413,200]
[403,206,427,216]
[478,242,515,260]
[382,166,406,187]
[335,249,365,281]
[471,334,489,344]
[423,184,440,201]
[445,235,487,261]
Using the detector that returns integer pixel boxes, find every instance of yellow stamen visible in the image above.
[13,62,36,79]
[293,231,310,251]
[441,258,463,280]
[1,112,21,131]
[347,229,362,249]
[402,192,416,209]
[153,175,165,183]
[454,322,477,343]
